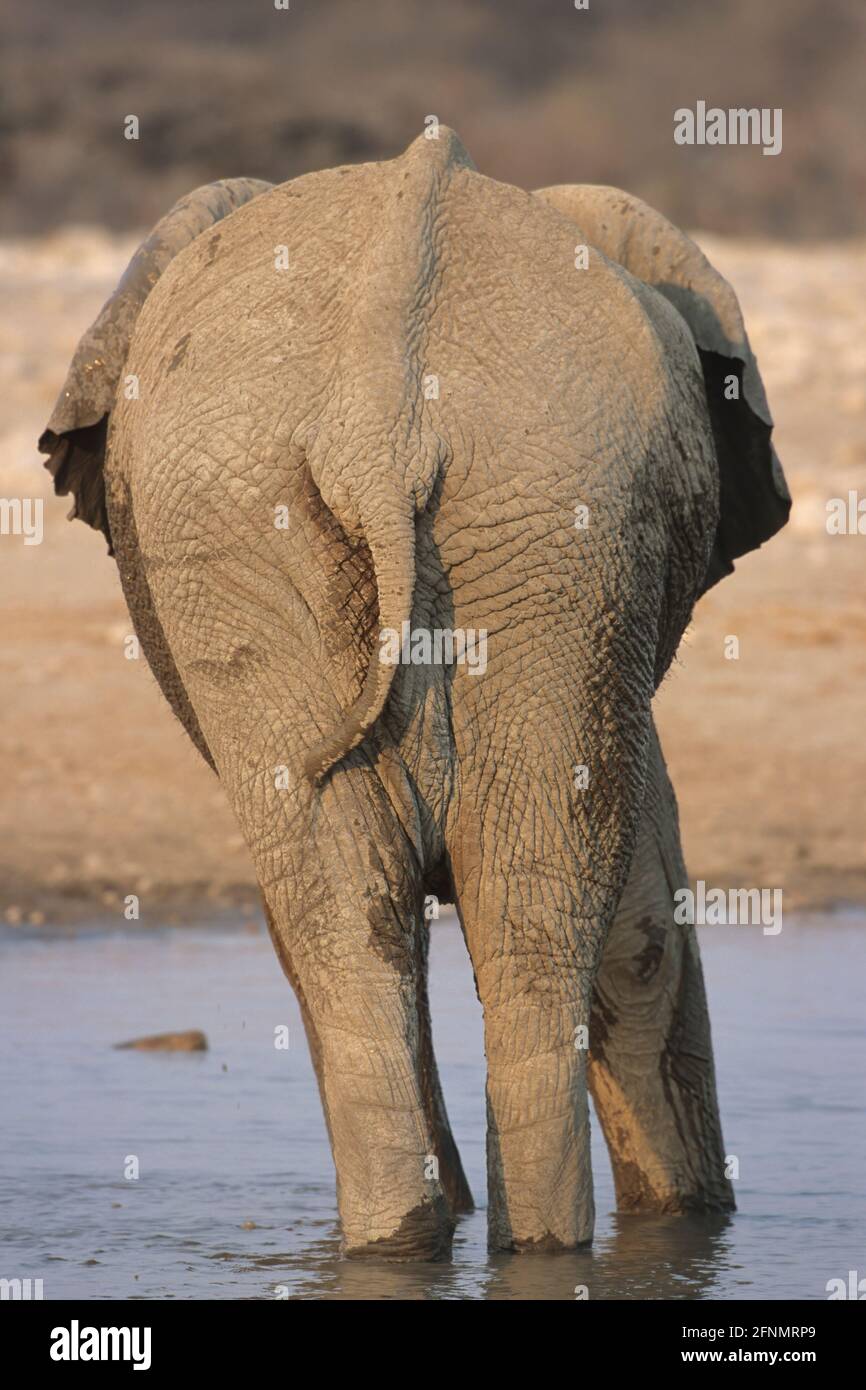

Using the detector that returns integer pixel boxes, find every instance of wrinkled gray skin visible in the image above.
[41,129,789,1258]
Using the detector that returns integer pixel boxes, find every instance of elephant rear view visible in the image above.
[40,128,789,1258]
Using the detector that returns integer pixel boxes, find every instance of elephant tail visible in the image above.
[302,485,417,785]
[302,129,468,783]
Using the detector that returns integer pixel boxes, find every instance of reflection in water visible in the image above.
[586,1212,735,1302]
[238,1212,736,1302]
[1,914,863,1299]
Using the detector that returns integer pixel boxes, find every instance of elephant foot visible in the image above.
[496,1232,594,1255]
[488,1205,595,1255]
[485,1127,596,1255]
[614,1171,736,1216]
[482,1000,596,1257]
[343,1195,454,1262]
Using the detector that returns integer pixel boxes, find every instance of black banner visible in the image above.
[8,1296,861,1374]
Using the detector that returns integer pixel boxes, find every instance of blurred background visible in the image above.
[2,0,865,238]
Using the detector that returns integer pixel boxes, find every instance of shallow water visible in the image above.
[1,912,863,1300]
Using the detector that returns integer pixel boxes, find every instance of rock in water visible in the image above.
[113,1030,208,1052]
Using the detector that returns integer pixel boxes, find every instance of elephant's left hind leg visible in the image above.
[588,723,735,1214]
[261,892,473,1220]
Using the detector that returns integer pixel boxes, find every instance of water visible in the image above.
[1,913,863,1300]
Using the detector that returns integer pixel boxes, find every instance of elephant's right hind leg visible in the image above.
[587,725,735,1214]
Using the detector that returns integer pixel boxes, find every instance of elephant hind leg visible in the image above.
[449,805,602,1253]
[202,741,454,1259]
[588,724,735,1214]
[262,877,473,1230]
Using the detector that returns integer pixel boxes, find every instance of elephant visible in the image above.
[39,127,790,1259]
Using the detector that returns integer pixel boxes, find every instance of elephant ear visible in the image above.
[534,184,791,591]
[38,177,273,552]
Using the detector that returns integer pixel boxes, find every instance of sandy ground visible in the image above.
[2,228,865,923]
